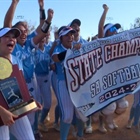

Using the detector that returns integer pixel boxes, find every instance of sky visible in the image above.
[1,0,140,40]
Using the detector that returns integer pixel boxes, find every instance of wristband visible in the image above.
[58,51,67,61]
[40,9,46,20]
[41,21,51,33]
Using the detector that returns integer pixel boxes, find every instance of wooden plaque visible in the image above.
[0,57,38,126]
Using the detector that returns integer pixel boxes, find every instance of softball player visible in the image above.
[33,35,52,132]
[97,4,129,132]
[52,26,85,140]
[50,47,60,131]
[50,28,66,131]
[51,64,60,131]
[69,19,92,134]
[0,27,35,140]
[10,24,42,129]
[4,1,54,139]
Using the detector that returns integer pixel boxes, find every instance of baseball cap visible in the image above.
[59,26,76,38]
[68,19,81,27]
[104,23,121,36]
[0,27,20,38]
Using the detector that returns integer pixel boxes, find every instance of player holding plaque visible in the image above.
[4,2,54,139]
[0,27,37,139]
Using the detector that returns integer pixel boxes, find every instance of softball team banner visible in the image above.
[64,27,140,117]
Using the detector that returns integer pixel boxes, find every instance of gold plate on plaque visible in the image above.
[10,100,38,116]
[0,57,12,79]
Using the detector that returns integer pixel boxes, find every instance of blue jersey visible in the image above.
[12,38,34,82]
[45,41,55,65]
[34,46,51,76]
[11,54,23,70]
[73,36,88,45]
[45,41,53,52]
[27,31,37,39]
[52,44,67,80]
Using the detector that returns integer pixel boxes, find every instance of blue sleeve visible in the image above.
[25,38,35,50]
[27,31,37,39]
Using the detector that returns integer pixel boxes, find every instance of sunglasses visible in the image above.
[109,26,117,32]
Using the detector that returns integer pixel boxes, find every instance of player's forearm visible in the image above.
[98,11,108,38]
[36,0,46,34]
[35,9,46,34]
[34,9,53,40]
[3,0,19,27]
[0,106,6,115]
[52,51,67,63]
[33,25,50,45]
[98,6,108,38]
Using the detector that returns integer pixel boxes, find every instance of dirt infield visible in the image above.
[41,92,140,140]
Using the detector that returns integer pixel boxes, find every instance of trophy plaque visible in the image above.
[0,57,38,126]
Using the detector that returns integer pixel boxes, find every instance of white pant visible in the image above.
[0,116,34,140]
[36,74,52,109]
[26,75,38,125]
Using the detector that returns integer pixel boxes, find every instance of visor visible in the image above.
[0,27,20,38]
[104,23,121,36]
[59,26,76,38]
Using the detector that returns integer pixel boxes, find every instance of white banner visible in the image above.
[64,27,140,117]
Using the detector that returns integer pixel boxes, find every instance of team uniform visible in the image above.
[72,37,94,134]
[73,36,88,45]
[50,39,61,130]
[52,42,85,140]
[53,44,75,140]
[12,35,38,126]
[98,23,129,131]
[52,44,74,123]
[12,35,37,98]
[45,41,54,86]
[51,68,60,128]
[33,43,52,128]
[0,55,35,140]
[50,39,60,97]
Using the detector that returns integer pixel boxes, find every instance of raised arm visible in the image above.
[3,0,19,27]
[98,4,109,38]
[35,0,46,34]
[33,8,54,45]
